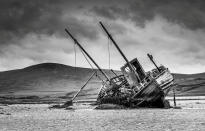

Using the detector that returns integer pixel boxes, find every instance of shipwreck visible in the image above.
[64,22,174,108]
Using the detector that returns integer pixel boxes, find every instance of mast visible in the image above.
[147,53,160,72]
[65,28,110,81]
[71,71,97,101]
[99,22,141,82]
[111,69,118,77]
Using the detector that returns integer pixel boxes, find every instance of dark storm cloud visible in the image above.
[1,0,205,45]
[0,0,98,46]
[90,6,129,20]
[0,0,205,73]
[130,0,205,29]
[91,0,205,30]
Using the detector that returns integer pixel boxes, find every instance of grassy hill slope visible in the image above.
[0,63,204,99]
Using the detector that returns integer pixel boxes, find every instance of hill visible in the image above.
[0,63,121,103]
[173,73,205,96]
[0,63,204,102]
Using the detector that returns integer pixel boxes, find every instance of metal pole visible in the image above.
[173,86,176,107]
[99,22,141,82]
[147,53,160,72]
[65,28,110,81]
[111,69,118,77]
[71,72,96,101]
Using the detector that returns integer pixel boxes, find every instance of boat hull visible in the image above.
[97,69,174,108]
[97,80,171,108]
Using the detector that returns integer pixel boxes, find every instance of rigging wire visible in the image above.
[108,36,111,70]
[74,42,77,72]
[78,47,105,82]
[79,48,94,70]
[72,39,107,83]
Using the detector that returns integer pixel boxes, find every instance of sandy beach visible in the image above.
[0,99,205,131]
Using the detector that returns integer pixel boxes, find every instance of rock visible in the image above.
[49,101,73,109]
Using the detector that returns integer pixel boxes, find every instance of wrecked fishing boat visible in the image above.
[96,22,174,108]
[65,22,174,108]
[97,57,174,108]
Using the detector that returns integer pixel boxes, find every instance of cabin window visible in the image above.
[125,66,131,73]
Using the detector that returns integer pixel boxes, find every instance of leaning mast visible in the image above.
[65,28,110,81]
[99,22,141,82]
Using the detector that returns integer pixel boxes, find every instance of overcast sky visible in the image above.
[0,0,205,74]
